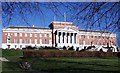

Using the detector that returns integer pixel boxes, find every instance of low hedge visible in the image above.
[23,50,120,58]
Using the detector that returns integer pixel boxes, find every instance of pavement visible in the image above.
[0,57,9,61]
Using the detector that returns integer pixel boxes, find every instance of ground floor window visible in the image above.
[20,45,22,48]
[15,45,17,48]
[8,45,10,48]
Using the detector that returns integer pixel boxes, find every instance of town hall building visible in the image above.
[2,21,117,52]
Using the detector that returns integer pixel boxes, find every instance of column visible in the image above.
[74,33,77,44]
[58,32,60,43]
[68,33,70,44]
[56,31,58,44]
[70,33,72,43]
[64,33,67,44]
[72,33,74,44]
[60,32,62,43]
[63,32,65,43]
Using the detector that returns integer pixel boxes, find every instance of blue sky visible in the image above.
[0,2,120,48]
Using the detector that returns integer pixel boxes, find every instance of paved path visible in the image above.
[0,57,9,61]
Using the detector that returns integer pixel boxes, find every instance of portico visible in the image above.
[54,28,78,49]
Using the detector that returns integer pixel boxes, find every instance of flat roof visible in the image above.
[5,26,50,30]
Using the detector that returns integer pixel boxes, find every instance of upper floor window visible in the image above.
[14,39,18,43]
[49,34,52,37]
[20,39,22,43]
[30,39,32,44]
[88,35,90,39]
[47,34,49,37]
[30,33,32,37]
[25,33,27,37]
[83,35,86,38]
[20,33,22,37]
[25,39,28,44]
[91,36,93,38]
[45,39,47,44]
[44,34,47,37]
[40,39,42,44]
[15,33,17,36]
[8,33,10,36]
[40,34,42,37]
[35,39,37,44]
[35,34,37,37]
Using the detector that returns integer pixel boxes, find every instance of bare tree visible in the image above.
[1,2,120,47]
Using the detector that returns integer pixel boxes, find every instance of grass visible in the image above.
[2,49,120,73]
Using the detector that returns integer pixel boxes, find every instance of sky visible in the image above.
[0,2,120,48]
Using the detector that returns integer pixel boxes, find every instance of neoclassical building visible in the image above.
[2,21,117,52]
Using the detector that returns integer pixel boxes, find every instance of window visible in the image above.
[35,39,37,44]
[14,39,17,43]
[25,33,27,37]
[20,39,22,43]
[14,33,17,36]
[40,34,42,37]
[88,41,90,45]
[83,35,85,38]
[35,34,37,37]
[45,39,47,44]
[7,36,11,43]
[15,45,17,48]
[20,33,22,37]
[20,45,22,48]
[30,39,32,44]
[8,33,10,36]
[40,39,42,44]
[25,39,28,44]
[49,34,52,37]
[44,34,47,37]
[79,35,81,39]
[30,33,32,37]
[47,34,49,37]
[83,41,85,45]
[91,36,93,38]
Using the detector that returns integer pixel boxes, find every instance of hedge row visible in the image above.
[23,51,120,58]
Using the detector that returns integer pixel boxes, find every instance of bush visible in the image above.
[63,46,67,50]
[23,50,119,58]
[68,46,74,50]
[26,46,34,49]
[117,52,120,57]
[100,49,103,52]
[76,47,79,51]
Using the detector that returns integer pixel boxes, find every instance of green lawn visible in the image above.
[2,49,120,73]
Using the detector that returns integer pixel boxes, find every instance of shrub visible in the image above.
[99,49,103,52]
[63,46,67,50]
[26,46,34,49]
[117,52,120,57]
[23,50,119,58]
[68,46,74,50]
[76,47,79,51]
